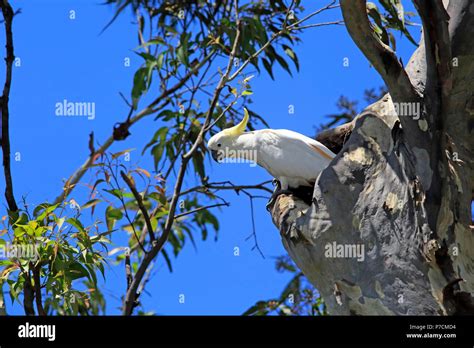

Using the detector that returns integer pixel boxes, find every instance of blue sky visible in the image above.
[1,0,420,315]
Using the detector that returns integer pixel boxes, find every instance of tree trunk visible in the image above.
[269,0,474,315]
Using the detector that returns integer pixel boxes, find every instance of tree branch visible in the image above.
[120,171,155,242]
[340,0,417,100]
[32,265,46,316]
[413,0,452,101]
[23,273,35,316]
[174,202,229,219]
[125,251,132,290]
[178,180,273,198]
[339,0,423,143]
[0,0,18,212]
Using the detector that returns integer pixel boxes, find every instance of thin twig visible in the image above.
[120,171,155,242]
[105,156,146,253]
[247,196,265,258]
[292,20,344,30]
[178,180,273,198]
[174,202,229,219]
[289,0,339,28]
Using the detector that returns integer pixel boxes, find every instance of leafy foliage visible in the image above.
[0,203,108,315]
[366,0,418,50]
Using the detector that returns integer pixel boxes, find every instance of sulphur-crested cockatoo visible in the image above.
[207,108,336,208]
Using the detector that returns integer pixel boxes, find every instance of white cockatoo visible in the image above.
[207,108,336,208]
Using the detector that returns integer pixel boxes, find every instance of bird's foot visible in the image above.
[266,188,294,212]
[266,179,281,211]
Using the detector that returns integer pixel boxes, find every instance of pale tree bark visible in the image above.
[269,0,474,315]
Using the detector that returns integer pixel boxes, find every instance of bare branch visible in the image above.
[178,180,273,198]
[290,0,339,28]
[246,196,265,258]
[291,20,344,30]
[0,0,18,212]
[174,202,229,219]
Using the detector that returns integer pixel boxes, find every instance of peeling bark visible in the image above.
[269,1,474,315]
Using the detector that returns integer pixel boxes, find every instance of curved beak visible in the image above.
[211,149,221,162]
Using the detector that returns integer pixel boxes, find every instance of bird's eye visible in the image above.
[217,143,222,147]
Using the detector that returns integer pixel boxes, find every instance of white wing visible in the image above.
[254,129,335,188]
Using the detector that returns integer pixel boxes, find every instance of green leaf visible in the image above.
[66,218,86,233]
[103,189,124,200]
[192,151,206,180]
[151,143,166,171]
[82,199,101,210]
[262,58,274,80]
[112,148,135,159]
[35,203,59,220]
[161,249,173,273]
[68,262,90,281]
[105,206,123,231]
[14,226,25,237]
[282,45,299,72]
[106,207,123,220]
[139,37,165,48]
[156,52,165,70]
[176,33,189,66]
[242,301,270,316]
[131,67,147,109]
[275,53,292,76]
[143,126,169,155]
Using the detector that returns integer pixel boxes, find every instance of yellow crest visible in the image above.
[222,108,249,136]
